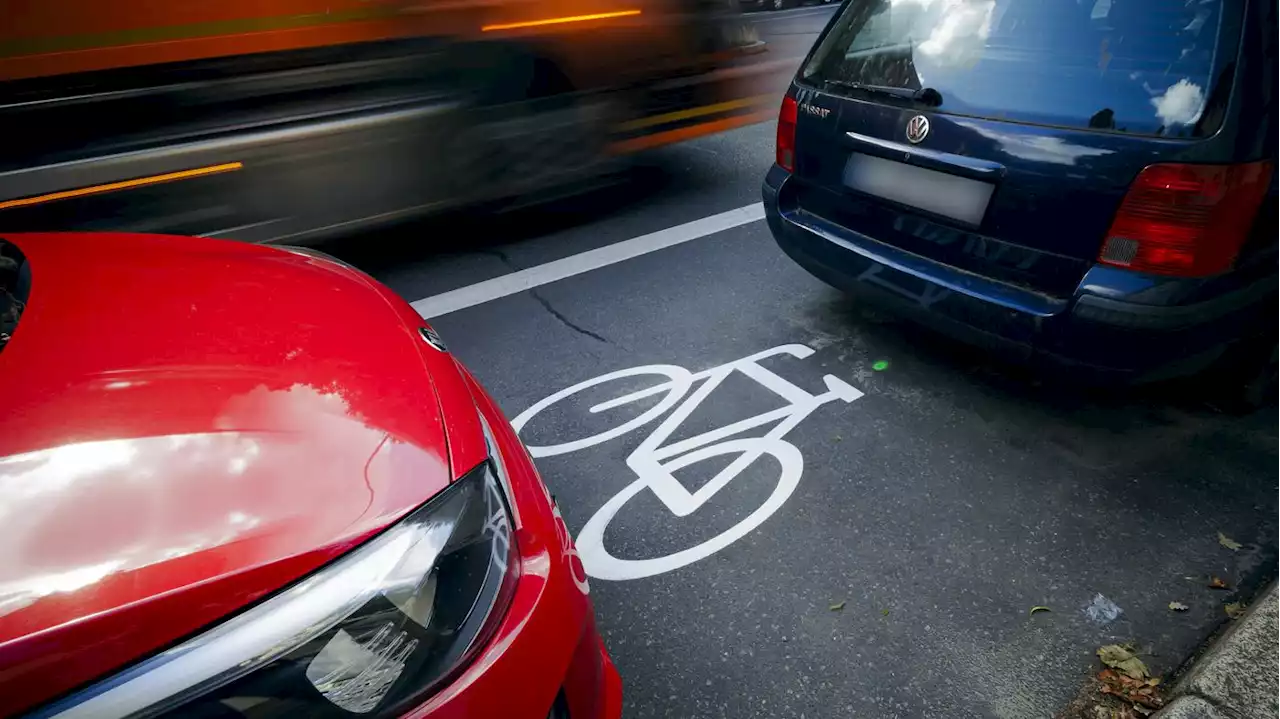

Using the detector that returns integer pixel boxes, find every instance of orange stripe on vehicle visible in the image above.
[617,95,774,133]
[0,162,243,211]
[482,10,641,32]
[610,111,774,154]
[0,8,398,58]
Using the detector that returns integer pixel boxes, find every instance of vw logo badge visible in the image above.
[419,325,448,352]
[905,114,930,144]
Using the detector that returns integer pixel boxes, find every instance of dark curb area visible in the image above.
[1155,583,1278,719]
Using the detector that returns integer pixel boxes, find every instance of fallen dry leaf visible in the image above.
[1030,605,1051,616]
[1208,577,1230,590]
[1218,532,1243,551]
[1133,694,1164,709]
[1225,602,1247,619]
[829,601,846,611]
[1098,644,1149,680]
[1168,601,1189,612]
[1098,665,1166,710]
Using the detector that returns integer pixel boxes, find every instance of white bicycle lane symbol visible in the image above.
[511,344,865,581]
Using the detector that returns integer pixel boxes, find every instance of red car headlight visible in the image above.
[33,462,518,719]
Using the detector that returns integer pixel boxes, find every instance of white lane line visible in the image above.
[411,202,765,318]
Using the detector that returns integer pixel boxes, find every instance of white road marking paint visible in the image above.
[512,344,865,581]
[411,203,765,318]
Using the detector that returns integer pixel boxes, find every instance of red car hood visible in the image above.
[0,233,464,715]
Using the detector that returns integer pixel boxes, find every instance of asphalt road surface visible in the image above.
[325,7,1279,717]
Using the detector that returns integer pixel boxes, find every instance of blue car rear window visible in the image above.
[801,0,1239,137]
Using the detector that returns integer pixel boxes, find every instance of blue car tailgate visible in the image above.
[785,0,1261,299]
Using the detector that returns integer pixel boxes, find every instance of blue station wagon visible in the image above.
[763,0,1277,403]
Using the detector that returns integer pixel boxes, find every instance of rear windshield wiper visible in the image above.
[822,80,943,107]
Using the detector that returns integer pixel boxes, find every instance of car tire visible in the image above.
[1208,338,1278,414]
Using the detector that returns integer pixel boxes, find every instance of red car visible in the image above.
[0,233,621,719]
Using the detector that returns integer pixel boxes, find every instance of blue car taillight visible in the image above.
[1099,160,1273,277]
[776,96,798,173]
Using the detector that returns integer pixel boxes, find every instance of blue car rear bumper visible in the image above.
[763,167,1277,382]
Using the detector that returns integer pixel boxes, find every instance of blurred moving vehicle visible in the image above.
[744,0,834,14]
[0,233,620,718]
[0,0,768,242]
[764,0,1277,404]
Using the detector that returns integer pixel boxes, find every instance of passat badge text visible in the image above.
[799,103,830,118]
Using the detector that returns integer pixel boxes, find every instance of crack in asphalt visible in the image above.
[484,248,612,345]
[529,290,612,345]
[483,247,521,272]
